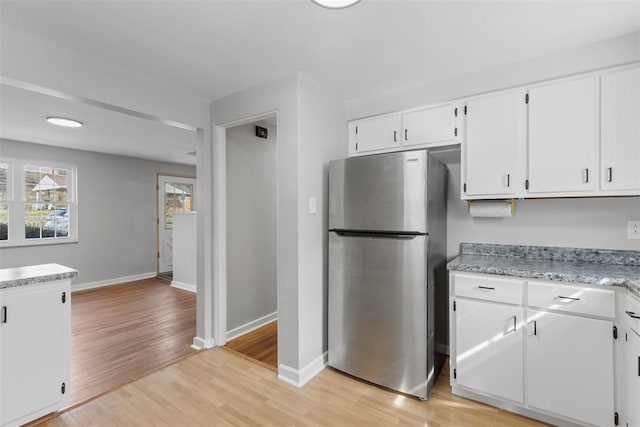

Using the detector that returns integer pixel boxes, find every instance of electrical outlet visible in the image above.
[627,221,640,239]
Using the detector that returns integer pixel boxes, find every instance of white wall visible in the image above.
[297,75,348,370]
[347,31,640,120]
[211,74,300,370]
[445,162,640,258]
[210,73,347,383]
[0,139,196,286]
[226,121,277,331]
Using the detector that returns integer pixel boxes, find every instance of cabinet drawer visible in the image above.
[527,280,615,318]
[454,273,524,305]
[625,293,640,334]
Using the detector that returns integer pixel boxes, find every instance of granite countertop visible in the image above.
[447,243,640,298]
[0,264,78,289]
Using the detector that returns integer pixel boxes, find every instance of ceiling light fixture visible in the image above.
[46,117,83,128]
[311,0,361,9]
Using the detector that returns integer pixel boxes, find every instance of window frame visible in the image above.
[0,158,78,247]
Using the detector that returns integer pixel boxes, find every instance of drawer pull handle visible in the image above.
[478,286,495,291]
[506,315,517,334]
[1,306,6,324]
[529,319,537,336]
[557,296,580,302]
[626,311,640,320]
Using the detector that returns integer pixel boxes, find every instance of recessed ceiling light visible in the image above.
[311,0,361,9]
[46,116,83,128]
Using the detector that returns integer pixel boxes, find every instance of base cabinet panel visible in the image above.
[455,299,523,403]
[0,281,70,427]
[526,310,614,426]
[626,327,640,426]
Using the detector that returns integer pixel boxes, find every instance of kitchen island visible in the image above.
[0,264,77,427]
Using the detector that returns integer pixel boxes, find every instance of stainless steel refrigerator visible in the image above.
[328,149,447,400]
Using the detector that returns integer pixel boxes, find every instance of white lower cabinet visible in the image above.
[455,299,523,403]
[451,272,618,426]
[627,327,640,427]
[0,280,71,427]
[526,310,614,426]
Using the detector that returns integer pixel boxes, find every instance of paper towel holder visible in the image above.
[466,199,516,215]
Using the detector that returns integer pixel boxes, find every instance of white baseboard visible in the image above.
[226,311,277,341]
[277,351,328,388]
[72,272,157,292]
[171,280,197,293]
[192,336,214,350]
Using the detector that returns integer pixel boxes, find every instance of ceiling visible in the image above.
[1,0,639,165]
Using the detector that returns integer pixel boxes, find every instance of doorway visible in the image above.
[157,174,196,277]
[223,116,278,368]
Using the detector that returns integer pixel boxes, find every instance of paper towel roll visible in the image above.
[468,200,513,218]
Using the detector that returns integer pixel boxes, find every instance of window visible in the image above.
[0,159,76,246]
[164,182,193,229]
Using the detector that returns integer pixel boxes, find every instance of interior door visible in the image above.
[157,174,196,274]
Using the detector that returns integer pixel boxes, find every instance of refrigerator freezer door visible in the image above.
[328,231,428,398]
[329,151,427,233]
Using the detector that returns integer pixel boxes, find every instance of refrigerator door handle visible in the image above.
[333,230,420,240]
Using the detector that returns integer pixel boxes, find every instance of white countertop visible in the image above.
[0,264,78,289]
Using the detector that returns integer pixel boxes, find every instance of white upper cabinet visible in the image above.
[601,66,640,192]
[349,103,458,155]
[351,114,401,153]
[402,103,456,147]
[463,91,519,197]
[527,75,598,194]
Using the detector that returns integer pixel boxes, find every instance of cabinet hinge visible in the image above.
[453,300,457,312]
[454,107,458,117]
[525,93,530,104]
[355,143,359,151]
[613,325,618,340]
[61,382,66,395]
[453,368,457,379]
[62,292,66,304]
[157,184,159,191]
[454,127,458,137]
[464,105,467,115]
[157,218,160,225]
[463,183,467,193]
[355,126,358,135]
[157,252,160,259]
[525,179,529,190]
[614,411,619,426]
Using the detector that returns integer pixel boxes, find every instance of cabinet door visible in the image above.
[0,285,65,426]
[402,104,456,147]
[601,67,640,191]
[464,92,518,196]
[353,115,401,153]
[526,310,613,426]
[628,327,640,427]
[527,76,598,194]
[455,299,523,403]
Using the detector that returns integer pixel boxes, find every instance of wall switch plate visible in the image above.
[627,221,640,239]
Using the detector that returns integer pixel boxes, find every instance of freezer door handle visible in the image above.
[333,230,420,240]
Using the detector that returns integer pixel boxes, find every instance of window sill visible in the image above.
[0,239,79,249]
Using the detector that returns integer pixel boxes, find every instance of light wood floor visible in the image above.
[42,347,545,426]
[69,278,196,407]
[225,321,278,369]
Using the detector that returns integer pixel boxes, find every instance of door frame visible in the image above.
[211,111,278,349]
[156,172,197,275]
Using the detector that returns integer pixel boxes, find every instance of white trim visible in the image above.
[191,336,214,350]
[71,272,156,292]
[226,312,277,341]
[277,352,328,388]
[170,280,197,293]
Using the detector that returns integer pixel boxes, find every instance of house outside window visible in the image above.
[0,159,77,247]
